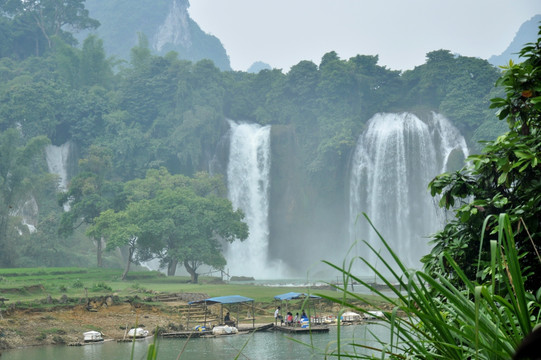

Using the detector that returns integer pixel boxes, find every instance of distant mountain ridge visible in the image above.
[488,14,541,67]
[80,0,231,70]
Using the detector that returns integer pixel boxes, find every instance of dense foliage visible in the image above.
[0,0,506,275]
[320,213,540,359]
[426,27,541,291]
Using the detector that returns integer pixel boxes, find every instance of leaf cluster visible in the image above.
[425,26,541,291]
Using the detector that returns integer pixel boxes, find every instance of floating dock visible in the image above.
[162,323,274,338]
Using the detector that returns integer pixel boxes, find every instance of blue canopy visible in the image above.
[274,292,322,301]
[189,295,254,305]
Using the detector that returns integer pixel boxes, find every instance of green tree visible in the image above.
[0,12,47,58]
[0,74,66,140]
[0,0,99,52]
[86,209,138,280]
[425,29,541,291]
[79,34,112,88]
[100,168,248,282]
[58,145,117,267]
[0,128,49,266]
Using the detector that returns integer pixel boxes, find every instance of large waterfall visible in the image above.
[225,121,282,279]
[349,113,468,273]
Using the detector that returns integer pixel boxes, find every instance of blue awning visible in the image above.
[189,295,254,305]
[274,292,322,301]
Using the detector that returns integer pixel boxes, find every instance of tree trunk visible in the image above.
[184,260,198,284]
[121,246,135,281]
[96,237,104,267]
[0,213,10,266]
[167,258,178,276]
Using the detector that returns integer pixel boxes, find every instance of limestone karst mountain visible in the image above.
[80,0,231,70]
[488,14,541,67]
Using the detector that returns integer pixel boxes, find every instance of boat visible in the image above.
[366,310,384,320]
[341,311,363,322]
[273,324,330,334]
[83,330,104,343]
[127,327,149,338]
[251,323,274,332]
[212,325,238,335]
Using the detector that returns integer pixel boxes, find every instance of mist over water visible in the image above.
[225,121,285,279]
[349,112,468,274]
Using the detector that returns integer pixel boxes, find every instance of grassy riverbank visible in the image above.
[0,267,355,303]
[0,267,386,350]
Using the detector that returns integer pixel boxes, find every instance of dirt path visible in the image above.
[0,302,177,350]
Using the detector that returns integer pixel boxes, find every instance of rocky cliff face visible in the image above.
[81,0,231,70]
[153,0,192,52]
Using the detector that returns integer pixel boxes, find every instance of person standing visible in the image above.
[274,306,283,325]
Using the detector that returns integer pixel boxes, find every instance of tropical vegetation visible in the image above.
[0,0,540,358]
[318,27,541,359]
[0,0,505,278]
[426,27,541,292]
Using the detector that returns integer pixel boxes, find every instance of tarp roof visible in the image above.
[274,292,322,301]
[189,295,254,305]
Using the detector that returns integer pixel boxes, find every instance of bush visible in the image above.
[52,335,65,344]
[91,282,112,292]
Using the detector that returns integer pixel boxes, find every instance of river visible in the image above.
[2,323,388,359]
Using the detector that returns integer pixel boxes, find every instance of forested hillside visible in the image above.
[0,0,507,276]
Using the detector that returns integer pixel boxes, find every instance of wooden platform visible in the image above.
[273,325,330,334]
[162,323,274,338]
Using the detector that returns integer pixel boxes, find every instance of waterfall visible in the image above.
[225,121,281,279]
[45,142,72,211]
[431,113,469,172]
[15,197,39,234]
[349,112,468,273]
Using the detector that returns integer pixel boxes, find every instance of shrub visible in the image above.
[52,335,65,344]
[91,282,112,292]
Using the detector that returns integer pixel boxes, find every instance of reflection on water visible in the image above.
[2,323,389,360]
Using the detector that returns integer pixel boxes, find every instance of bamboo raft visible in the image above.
[162,323,274,338]
[273,325,330,334]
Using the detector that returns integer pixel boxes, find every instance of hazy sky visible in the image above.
[189,0,541,72]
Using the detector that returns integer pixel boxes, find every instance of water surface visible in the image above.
[2,323,387,359]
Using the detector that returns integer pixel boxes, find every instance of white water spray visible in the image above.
[45,142,71,211]
[225,121,282,279]
[349,113,468,273]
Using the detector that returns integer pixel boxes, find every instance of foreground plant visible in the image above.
[317,213,540,359]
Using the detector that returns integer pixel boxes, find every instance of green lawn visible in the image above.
[0,267,375,306]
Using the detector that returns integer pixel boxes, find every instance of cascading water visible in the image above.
[349,112,468,273]
[45,142,72,211]
[225,121,282,279]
